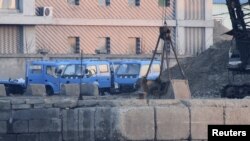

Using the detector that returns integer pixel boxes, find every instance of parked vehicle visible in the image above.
[0,59,161,95]
[28,60,111,95]
[111,60,161,93]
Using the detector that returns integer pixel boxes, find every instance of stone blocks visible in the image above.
[116,107,155,141]
[0,85,6,97]
[25,84,46,96]
[61,84,80,97]
[191,107,224,140]
[156,106,190,140]
[80,84,99,96]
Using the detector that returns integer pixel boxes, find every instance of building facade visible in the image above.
[0,0,213,56]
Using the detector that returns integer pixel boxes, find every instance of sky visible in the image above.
[214,0,248,4]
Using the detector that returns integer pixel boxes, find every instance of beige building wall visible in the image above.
[35,0,178,55]
[36,0,175,20]
[0,0,213,56]
[36,25,176,54]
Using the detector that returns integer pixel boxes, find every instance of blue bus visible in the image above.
[27,60,111,95]
[111,59,161,93]
[1,59,161,95]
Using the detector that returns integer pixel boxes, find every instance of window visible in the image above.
[75,65,85,76]
[99,65,109,73]
[87,65,97,75]
[99,0,111,6]
[63,64,86,76]
[140,65,149,76]
[152,64,160,73]
[30,65,42,74]
[0,0,18,10]
[128,37,141,54]
[96,37,111,54]
[117,64,140,75]
[46,66,57,78]
[128,0,140,7]
[158,0,170,7]
[67,0,80,6]
[135,38,141,54]
[64,65,75,75]
[106,37,111,54]
[68,37,80,54]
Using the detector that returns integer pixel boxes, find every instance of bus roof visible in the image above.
[30,60,110,66]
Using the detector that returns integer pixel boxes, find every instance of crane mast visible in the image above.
[223,0,250,98]
[226,0,250,71]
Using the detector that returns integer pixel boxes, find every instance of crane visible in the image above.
[222,0,250,98]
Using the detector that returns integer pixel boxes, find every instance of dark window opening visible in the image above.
[67,0,80,6]
[68,37,80,54]
[106,37,111,54]
[136,38,141,54]
[158,0,170,7]
[135,0,140,6]
[106,0,111,6]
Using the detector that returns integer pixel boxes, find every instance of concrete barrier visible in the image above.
[25,84,46,96]
[116,107,155,141]
[80,84,99,96]
[156,106,190,140]
[61,84,80,97]
[0,97,250,141]
[0,84,6,96]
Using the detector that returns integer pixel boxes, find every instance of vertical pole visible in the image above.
[79,50,83,100]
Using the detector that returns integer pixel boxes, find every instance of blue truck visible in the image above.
[0,59,160,95]
[111,59,161,93]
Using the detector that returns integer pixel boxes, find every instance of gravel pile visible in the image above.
[161,41,231,98]
[160,21,240,98]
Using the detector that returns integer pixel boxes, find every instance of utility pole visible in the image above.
[79,50,83,100]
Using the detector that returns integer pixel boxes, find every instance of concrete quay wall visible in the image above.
[0,97,249,141]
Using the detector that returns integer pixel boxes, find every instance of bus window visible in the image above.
[30,65,42,74]
[140,65,149,76]
[152,64,160,73]
[117,64,140,75]
[46,66,57,78]
[99,65,109,73]
[87,65,97,75]
[75,65,86,76]
[63,65,75,75]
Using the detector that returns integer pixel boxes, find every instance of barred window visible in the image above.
[99,0,111,6]
[68,37,80,54]
[67,0,80,6]
[128,0,140,6]
[158,0,170,7]
[96,37,111,54]
[128,37,141,54]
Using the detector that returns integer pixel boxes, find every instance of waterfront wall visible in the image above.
[0,96,249,141]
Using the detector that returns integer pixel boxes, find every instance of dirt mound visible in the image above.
[159,21,250,98]
[159,21,236,98]
[161,41,231,98]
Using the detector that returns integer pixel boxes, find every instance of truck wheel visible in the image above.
[46,86,54,96]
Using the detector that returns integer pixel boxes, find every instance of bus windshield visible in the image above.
[116,64,140,75]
